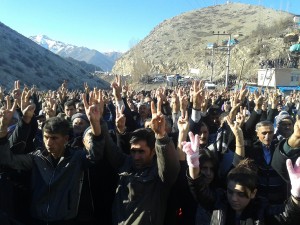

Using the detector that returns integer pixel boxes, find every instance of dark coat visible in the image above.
[97,124,180,225]
[245,140,288,204]
[187,173,300,225]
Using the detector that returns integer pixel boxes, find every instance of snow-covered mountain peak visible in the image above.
[29,35,75,54]
[29,34,121,71]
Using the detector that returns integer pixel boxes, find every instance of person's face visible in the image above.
[198,125,209,146]
[37,117,46,128]
[200,160,214,185]
[130,140,155,169]
[277,119,293,138]
[227,181,256,214]
[43,132,68,158]
[65,105,76,118]
[224,102,231,112]
[256,125,274,146]
[138,105,149,118]
[72,118,89,136]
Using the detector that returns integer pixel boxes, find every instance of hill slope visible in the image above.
[0,23,110,90]
[112,3,296,84]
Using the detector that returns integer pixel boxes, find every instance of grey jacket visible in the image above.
[98,127,180,225]
[0,131,102,222]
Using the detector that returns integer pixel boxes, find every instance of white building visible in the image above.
[257,68,300,87]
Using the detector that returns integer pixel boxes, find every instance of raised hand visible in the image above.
[84,82,90,93]
[177,110,189,134]
[226,116,245,157]
[44,97,57,119]
[226,116,243,139]
[227,102,241,124]
[171,90,179,113]
[122,81,129,97]
[287,157,300,199]
[179,94,188,118]
[83,89,103,124]
[150,100,166,138]
[0,96,17,137]
[115,105,126,133]
[21,87,36,123]
[238,83,248,103]
[12,80,21,106]
[182,131,200,168]
[192,80,204,110]
[254,89,264,111]
[111,75,122,101]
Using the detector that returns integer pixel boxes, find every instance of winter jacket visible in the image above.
[187,172,300,225]
[245,140,288,204]
[272,139,300,183]
[98,125,180,225]
[0,129,102,223]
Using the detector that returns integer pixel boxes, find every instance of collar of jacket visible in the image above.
[41,146,73,160]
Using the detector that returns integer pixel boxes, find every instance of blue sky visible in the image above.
[0,0,299,52]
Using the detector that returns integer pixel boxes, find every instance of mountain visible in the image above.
[0,22,110,90]
[112,3,296,84]
[104,51,123,63]
[29,35,120,71]
[65,57,103,74]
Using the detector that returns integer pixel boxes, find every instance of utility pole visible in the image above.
[212,31,232,88]
[210,47,214,82]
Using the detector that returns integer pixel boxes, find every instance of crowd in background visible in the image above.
[0,78,300,225]
[259,56,299,69]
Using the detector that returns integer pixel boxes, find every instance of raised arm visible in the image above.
[150,96,180,186]
[182,131,200,179]
[0,97,33,170]
[271,115,300,182]
[287,157,300,205]
[226,115,245,166]
[177,93,189,161]
[9,86,37,154]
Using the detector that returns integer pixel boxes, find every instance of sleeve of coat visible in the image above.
[0,137,33,171]
[271,139,300,183]
[155,135,180,187]
[97,120,128,170]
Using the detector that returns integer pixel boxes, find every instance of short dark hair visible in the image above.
[199,149,217,169]
[43,117,70,136]
[227,159,258,198]
[76,101,84,108]
[64,100,76,108]
[130,128,155,150]
[191,121,208,136]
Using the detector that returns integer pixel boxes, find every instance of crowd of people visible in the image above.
[259,56,299,69]
[0,78,300,225]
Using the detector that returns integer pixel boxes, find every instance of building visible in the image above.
[257,68,300,87]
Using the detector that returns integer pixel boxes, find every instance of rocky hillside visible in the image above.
[112,3,296,84]
[0,23,110,90]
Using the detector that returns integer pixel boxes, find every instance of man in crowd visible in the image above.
[96,98,180,225]
[0,91,103,225]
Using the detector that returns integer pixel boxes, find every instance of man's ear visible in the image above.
[250,188,257,199]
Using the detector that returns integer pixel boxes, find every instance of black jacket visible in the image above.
[187,172,300,225]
